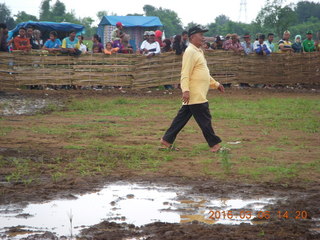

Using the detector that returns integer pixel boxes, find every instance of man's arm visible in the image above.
[210,76,224,92]
[180,50,195,93]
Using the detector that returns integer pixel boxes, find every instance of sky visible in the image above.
[1,0,315,26]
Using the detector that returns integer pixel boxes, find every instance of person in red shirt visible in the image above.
[155,30,163,47]
[13,27,31,51]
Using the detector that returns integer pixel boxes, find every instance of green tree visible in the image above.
[215,14,230,25]
[0,3,15,29]
[295,1,320,23]
[143,4,183,37]
[15,11,38,24]
[39,0,51,21]
[51,0,66,22]
[255,0,298,37]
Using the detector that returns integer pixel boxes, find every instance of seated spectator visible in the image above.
[155,30,163,47]
[222,34,231,49]
[254,34,271,55]
[31,29,43,49]
[182,31,189,51]
[202,42,211,50]
[241,33,253,55]
[0,23,8,52]
[78,35,87,53]
[224,34,243,53]
[303,30,316,52]
[162,39,172,52]
[120,34,133,54]
[292,35,303,53]
[143,31,149,41]
[264,33,275,52]
[214,35,224,50]
[278,30,293,53]
[13,27,31,51]
[92,34,103,53]
[104,42,119,55]
[140,31,160,58]
[61,30,81,55]
[43,31,62,52]
[172,35,184,55]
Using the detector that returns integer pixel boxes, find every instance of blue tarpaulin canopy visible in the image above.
[98,16,163,27]
[8,21,85,40]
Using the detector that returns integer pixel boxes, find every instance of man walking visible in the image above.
[161,25,225,153]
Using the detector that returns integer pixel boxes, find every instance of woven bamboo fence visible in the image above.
[0,50,319,89]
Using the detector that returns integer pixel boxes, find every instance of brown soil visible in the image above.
[0,88,319,240]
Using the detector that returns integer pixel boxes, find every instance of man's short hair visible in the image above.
[50,31,58,37]
[182,31,188,36]
[19,27,27,31]
[0,23,7,29]
[69,29,76,34]
[267,33,274,37]
[259,34,266,40]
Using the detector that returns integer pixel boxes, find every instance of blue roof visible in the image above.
[8,21,85,40]
[99,16,163,27]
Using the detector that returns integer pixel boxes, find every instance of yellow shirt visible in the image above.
[180,43,220,105]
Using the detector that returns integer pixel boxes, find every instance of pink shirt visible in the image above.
[223,39,243,51]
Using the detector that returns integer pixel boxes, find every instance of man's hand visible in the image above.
[217,84,225,93]
[182,91,190,104]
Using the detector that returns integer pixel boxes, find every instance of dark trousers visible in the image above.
[162,102,221,147]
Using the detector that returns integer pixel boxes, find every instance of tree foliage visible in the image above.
[255,0,298,37]
[15,11,38,24]
[0,3,15,29]
[143,4,183,37]
[295,1,320,22]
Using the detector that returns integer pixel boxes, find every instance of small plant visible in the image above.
[218,149,232,174]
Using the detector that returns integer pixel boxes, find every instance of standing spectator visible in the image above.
[92,34,103,53]
[43,31,61,52]
[292,35,303,53]
[112,22,124,45]
[278,30,293,53]
[254,34,271,55]
[61,30,81,55]
[302,30,316,52]
[140,31,160,57]
[264,33,275,53]
[31,29,43,49]
[162,39,172,53]
[173,35,184,55]
[224,34,243,53]
[155,30,163,47]
[0,23,8,52]
[13,27,31,51]
[182,31,189,51]
[77,35,87,53]
[104,42,119,55]
[241,33,254,55]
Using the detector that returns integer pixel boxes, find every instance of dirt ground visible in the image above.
[0,88,319,240]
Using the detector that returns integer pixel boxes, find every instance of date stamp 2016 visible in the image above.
[207,210,308,221]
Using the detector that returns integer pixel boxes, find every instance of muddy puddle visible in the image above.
[0,95,62,116]
[0,181,279,239]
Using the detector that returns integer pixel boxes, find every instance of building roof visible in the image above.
[99,16,163,27]
[8,21,85,40]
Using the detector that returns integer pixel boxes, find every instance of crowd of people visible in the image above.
[1,21,320,57]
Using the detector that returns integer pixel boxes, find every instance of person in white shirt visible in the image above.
[140,31,160,57]
[77,35,87,53]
